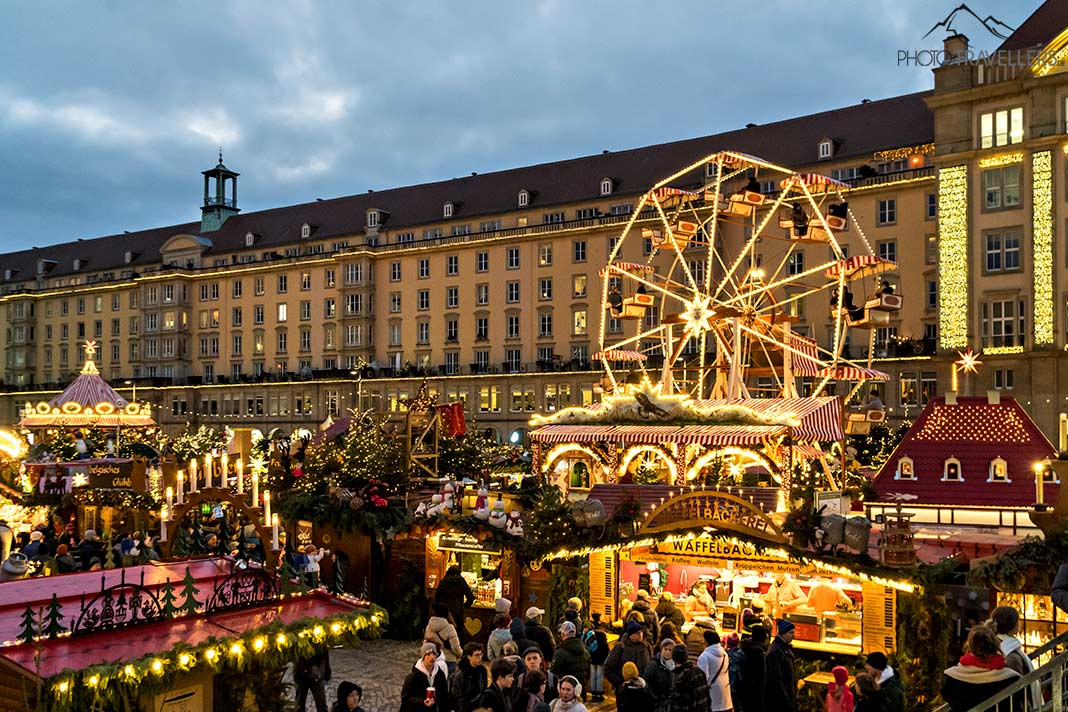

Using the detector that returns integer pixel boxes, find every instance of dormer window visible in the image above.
[245,232,256,247]
[3,269,14,281]
[518,190,530,208]
[367,209,379,228]
[942,457,963,481]
[988,457,1009,482]
[895,456,915,480]
[301,223,312,239]
[818,139,833,160]
[601,178,614,196]
[124,250,138,264]
[73,259,84,271]
[443,202,454,218]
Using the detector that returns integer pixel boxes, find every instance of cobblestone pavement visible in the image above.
[289,639,616,712]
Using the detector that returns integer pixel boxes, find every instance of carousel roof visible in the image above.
[19,341,154,428]
[872,395,1056,508]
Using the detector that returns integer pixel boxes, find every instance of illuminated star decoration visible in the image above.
[954,348,983,375]
[680,295,716,339]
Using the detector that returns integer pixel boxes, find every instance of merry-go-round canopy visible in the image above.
[19,341,154,428]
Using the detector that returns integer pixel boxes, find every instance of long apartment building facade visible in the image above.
[3,1,1068,442]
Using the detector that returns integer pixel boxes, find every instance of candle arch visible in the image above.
[159,487,277,569]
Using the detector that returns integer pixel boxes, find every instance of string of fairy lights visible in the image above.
[1031,150,1054,345]
[937,165,969,350]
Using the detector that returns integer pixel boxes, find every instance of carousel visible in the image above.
[530,150,909,657]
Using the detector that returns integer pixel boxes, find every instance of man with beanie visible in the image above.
[670,643,711,712]
[525,606,556,662]
[400,643,449,712]
[54,544,76,573]
[551,621,590,690]
[605,621,653,708]
[617,661,657,712]
[766,620,797,712]
[737,626,767,712]
[864,651,904,712]
[643,638,676,712]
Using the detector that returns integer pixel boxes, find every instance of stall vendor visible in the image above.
[764,573,806,616]
[685,580,716,620]
[805,577,854,613]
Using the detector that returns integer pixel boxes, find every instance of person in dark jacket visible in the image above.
[735,625,767,712]
[400,643,450,712]
[852,673,884,712]
[942,625,1022,712]
[864,651,905,712]
[450,642,488,712]
[478,658,518,712]
[655,592,685,630]
[524,607,556,662]
[617,662,658,712]
[331,681,365,712]
[54,544,77,573]
[1053,564,1068,614]
[510,617,535,660]
[435,566,475,641]
[75,529,104,571]
[294,648,332,712]
[642,639,676,712]
[517,669,551,712]
[584,615,610,702]
[551,622,590,690]
[765,620,797,712]
[669,643,711,712]
[631,590,660,643]
[516,646,558,706]
[605,622,654,704]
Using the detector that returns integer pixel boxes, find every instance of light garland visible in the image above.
[1032,150,1054,345]
[43,606,385,712]
[873,144,935,162]
[938,165,969,349]
[977,152,1024,169]
[983,345,1025,355]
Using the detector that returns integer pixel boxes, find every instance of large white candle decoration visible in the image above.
[252,470,259,506]
[263,491,272,525]
[236,459,244,494]
[221,453,229,488]
[204,453,213,489]
[190,459,198,492]
[176,470,185,504]
[271,514,280,551]
[160,504,168,542]
[166,486,174,512]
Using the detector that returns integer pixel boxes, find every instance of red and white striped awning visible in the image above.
[815,364,891,381]
[700,397,844,441]
[825,255,896,280]
[592,349,647,362]
[787,333,823,376]
[649,187,699,200]
[531,424,783,446]
[48,370,128,410]
[780,173,849,191]
[778,442,827,461]
[599,262,656,276]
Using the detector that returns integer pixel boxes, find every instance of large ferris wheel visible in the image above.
[595,150,901,402]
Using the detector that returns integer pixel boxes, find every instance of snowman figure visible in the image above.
[505,510,524,537]
[442,482,456,514]
[426,493,446,518]
[474,486,491,520]
[488,499,507,529]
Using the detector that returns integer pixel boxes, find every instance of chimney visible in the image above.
[943,33,969,64]
[987,390,1001,405]
[945,392,957,406]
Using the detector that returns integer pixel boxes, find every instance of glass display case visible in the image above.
[996,592,1068,658]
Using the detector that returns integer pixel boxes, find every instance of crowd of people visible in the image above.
[0,521,163,579]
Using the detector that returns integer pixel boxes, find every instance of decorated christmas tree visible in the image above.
[177,568,200,615]
[103,543,116,570]
[16,605,37,644]
[41,594,65,639]
[159,578,179,617]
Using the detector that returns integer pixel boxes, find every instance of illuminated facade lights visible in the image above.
[1032,150,1054,345]
[977,152,1024,169]
[938,165,969,349]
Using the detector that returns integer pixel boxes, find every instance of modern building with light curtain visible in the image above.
[2,1,1068,444]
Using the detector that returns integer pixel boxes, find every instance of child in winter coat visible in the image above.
[825,665,854,712]
[616,662,658,712]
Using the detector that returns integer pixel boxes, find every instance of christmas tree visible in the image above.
[159,578,179,617]
[177,568,200,615]
[16,605,37,644]
[103,543,116,570]
[41,594,65,639]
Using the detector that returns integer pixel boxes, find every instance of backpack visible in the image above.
[583,630,600,654]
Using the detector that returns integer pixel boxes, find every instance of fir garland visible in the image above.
[21,488,160,511]
[39,606,386,712]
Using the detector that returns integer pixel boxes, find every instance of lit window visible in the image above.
[942,457,962,482]
[979,107,1024,148]
[896,456,915,480]
[983,166,1020,210]
[988,457,1009,482]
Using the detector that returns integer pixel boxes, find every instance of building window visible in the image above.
[276,331,287,353]
[506,247,520,270]
[926,280,937,311]
[446,286,459,309]
[277,303,288,323]
[601,178,613,195]
[539,312,553,337]
[507,314,520,339]
[506,281,520,303]
[877,240,897,263]
[367,210,378,227]
[925,235,937,265]
[573,240,587,263]
[943,457,963,482]
[443,202,453,218]
[610,203,633,215]
[895,456,915,480]
[544,211,565,224]
[418,258,430,279]
[417,321,430,345]
[254,277,264,296]
[324,299,336,319]
[877,199,896,225]
[539,278,553,300]
[573,309,587,336]
[444,352,459,375]
[573,275,588,298]
[446,255,459,275]
[983,166,1021,210]
[985,229,1022,272]
[981,299,1025,348]
[418,290,430,311]
[475,316,489,341]
[480,220,502,232]
[388,293,401,313]
[979,107,1024,148]
[446,319,458,342]
[518,190,529,207]
[994,368,1015,390]
[299,301,311,321]
[389,323,401,346]
[539,244,553,266]
[476,284,489,306]
[818,139,832,159]
[390,262,401,281]
[254,304,265,324]
[926,192,937,220]
[476,252,489,272]
[787,252,804,276]
[300,272,311,291]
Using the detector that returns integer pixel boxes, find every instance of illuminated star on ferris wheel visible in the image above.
[680,295,716,338]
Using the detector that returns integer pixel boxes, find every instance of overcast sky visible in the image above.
[0,1,1039,251]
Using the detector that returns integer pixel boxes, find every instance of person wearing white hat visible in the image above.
[524,606,556,662]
